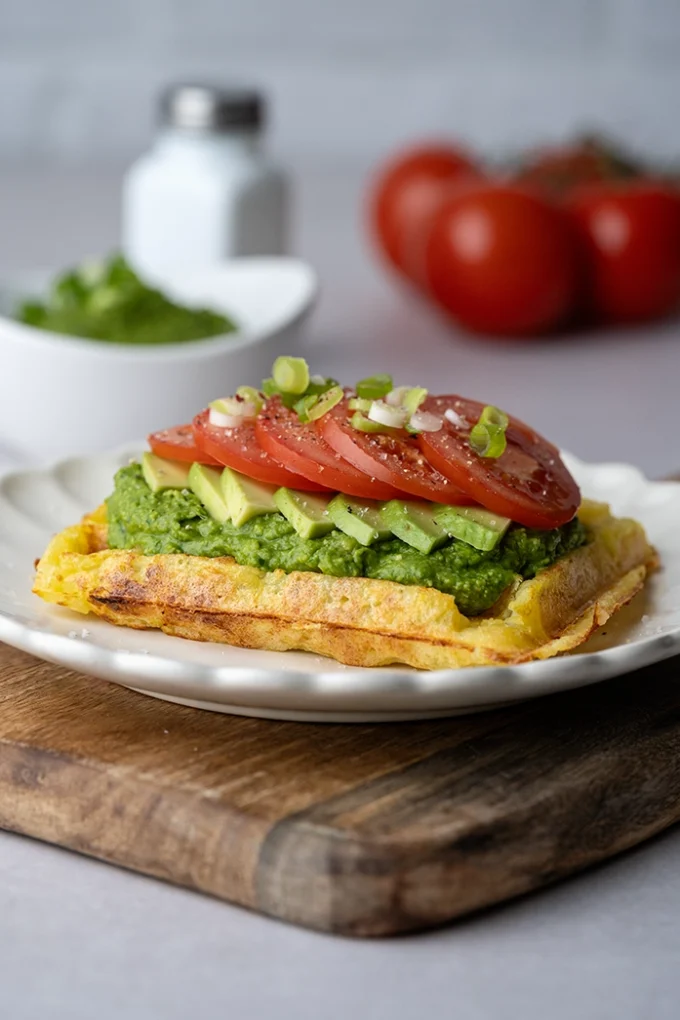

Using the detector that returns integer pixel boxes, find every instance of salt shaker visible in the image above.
[122,84,288,281]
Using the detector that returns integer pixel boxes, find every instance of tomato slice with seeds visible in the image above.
[255,396,405,500]
[193,409,331,492]
[319,398,474,505]
[149,424,221,465]
[417,395,580,529]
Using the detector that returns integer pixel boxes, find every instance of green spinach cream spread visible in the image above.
[17,254,235,346]
[107,464,587,617]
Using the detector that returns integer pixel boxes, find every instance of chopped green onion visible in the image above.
[408,409,443,434]
[279,391,301,409]
[294,384,343,422]
[261,377,297,407]
[236,385,264,413]
[209,397,254,428]
[306,385,343,421]
[385,386,410,406]
[478,405,509,429]
[368,400,408,429]
[469,424,506,457]
[348,397,372,412]
[272,356,310,395]
[293,393,319,422]
[469,406,509,458]
[402,387,428,415]
[209,397,241,416]
[305,375,339,398]
[356,373,393,400]
[351,411,390,434]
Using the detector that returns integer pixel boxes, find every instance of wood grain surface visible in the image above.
[0,641,679,936]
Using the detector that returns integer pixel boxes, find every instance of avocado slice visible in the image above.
[189,463,230,524]
[274,488,334,539]
[381,499,449,555]
[142,452,191,493]
[327,494,391,547]
[222,467,277,528]
[434,504,511,552]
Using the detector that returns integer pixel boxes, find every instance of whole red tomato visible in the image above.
[514,138,640,198]
[424,183,581,336]
[369,143,481,287]
[567,181,680,323]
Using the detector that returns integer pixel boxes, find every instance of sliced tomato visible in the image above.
[193,409,330,492]
[417,395,580,528]
[149,424,221,465]
[255,396,405,500]
[319,399,474,505]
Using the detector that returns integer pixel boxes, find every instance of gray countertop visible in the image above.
[0,166,679,1019]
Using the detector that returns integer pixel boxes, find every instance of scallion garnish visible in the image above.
[293,385,344,423]
[306,385,343,421]
[351,410,391,434]
[367,400,409,429]
[402,387,428,415]
[407,409,443,434]
[272,356,310,395]
[469,405,509,458]
[385,386,410,406]
[305,375,339,398]
[356,373,393,400]
[261,377,297,408]
[293,393,319,422]
[208,397,257,428]
[479,406,509,429]
[236,385,264,414]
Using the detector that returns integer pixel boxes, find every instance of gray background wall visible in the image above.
[1,0,678,166]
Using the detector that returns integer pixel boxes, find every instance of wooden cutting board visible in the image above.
[1,640,679,937]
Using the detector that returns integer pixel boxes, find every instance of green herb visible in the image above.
[16,253,237,346]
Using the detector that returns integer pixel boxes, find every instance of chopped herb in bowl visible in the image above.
[16,254,237,345]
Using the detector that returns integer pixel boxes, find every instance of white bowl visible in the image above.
[0,257,317,463]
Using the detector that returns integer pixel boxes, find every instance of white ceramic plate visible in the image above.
[0,447,678,722]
